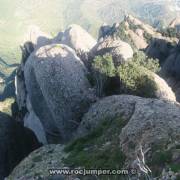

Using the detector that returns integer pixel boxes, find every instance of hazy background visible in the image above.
[0,0,180,66]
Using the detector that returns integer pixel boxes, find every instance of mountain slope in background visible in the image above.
[0,0,180,66]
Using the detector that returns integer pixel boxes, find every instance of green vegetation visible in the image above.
[148,146,180,176]
[160,27,180,38]
[91,51,160,98]
[118,62,158,98]
[117,51,160,98]
[151,150,173,166]
[114,22,136,49]
[92,54,116,96]
[131,51,160,73]
[64,117,127,173]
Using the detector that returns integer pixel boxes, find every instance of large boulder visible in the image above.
[77,95,180,176]
[7,145,67,180]
[7,144,94,180]
[56,24,97,52]
[15,43,47,144]
[24,44,95,143]
[91,36,133,67]
[0,112,40,179]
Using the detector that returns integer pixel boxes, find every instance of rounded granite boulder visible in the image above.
[24,44,96,143]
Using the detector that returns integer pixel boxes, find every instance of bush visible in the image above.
[114,22,136,49]
[132,51,160,73]
[92,51,160,98]
[92,55,116,96]
[118,62,157,98]
[160,27,180,38]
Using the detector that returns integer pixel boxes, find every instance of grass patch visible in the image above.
[64,117,127,170]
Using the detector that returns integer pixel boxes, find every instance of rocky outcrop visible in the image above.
[146,38,175,64]
[7,145,67,180]
[150,72,176,101]
[91,36,133,67]
[55,24,97,52]
[169,17,180,32]
[124,14,159,36]
[162,46,180,79]
[24,95,47,144]
[127,29,148,49]
[15,42,47,144]
[23,44,95,143]
[77,95,180,175]
[24,25,52,49]
[166,77,180,102]
[0,112,40,179]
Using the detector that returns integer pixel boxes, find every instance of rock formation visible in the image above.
[8,20,180,179]
[162,45,180,79]
[8,95,180,179]
[91,36,133,67]
[146,38,175,64]
[55,24,97,52]
[77,95,180,176]
[23,44,95,143]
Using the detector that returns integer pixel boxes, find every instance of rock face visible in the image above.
[24,44,95,143]
[124,14,159,36]
[162,46,180,79]
[127,29,148,49]
[166,77,180,102]
[146,38,175,64]
[7,144,67,180]
[15,42,47,144]
[169,17,180,32]
[91,36,133,66]
[0,112,40,179]
[57,24,97,52]
[150,71,176,101]
[24,95,47,144]
[77,95,180,173]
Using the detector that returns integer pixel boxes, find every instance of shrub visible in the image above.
[132,51,160,73]
[143,31,152,44]
[117,51,160,98]
[160,27,180,38]
[92,54,116,96]
[118,61,158,98]
[92,51,160,98]
[113,22,136,49]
